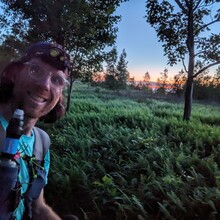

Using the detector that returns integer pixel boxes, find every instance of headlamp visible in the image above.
[21,41,71,71]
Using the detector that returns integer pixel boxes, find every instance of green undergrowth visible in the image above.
[40,85,220,220]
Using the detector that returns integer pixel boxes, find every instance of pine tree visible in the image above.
[105,47,118,89]
[116,49,129,89]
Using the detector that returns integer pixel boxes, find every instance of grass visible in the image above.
[40,83,220,220]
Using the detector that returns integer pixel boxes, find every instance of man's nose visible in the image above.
[36,74,51,90]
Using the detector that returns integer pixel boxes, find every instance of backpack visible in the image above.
[0,124,50,219]
[23,127,50,219]
[0,125,50,161]
[32,127,51,161]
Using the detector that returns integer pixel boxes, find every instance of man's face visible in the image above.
[12,58,67,120]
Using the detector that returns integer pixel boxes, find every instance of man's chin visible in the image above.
[22,105,54,120]
[24,110,46,120]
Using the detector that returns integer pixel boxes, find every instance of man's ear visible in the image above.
[9,65,22,83]
[2,63,21,84]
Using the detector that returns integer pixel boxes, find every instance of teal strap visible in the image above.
[0,124,6,152]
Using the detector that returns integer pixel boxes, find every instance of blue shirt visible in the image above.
[0,115,50,220]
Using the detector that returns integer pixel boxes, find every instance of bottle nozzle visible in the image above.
[13,109,24,120]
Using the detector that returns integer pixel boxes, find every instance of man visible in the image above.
[0,41,71,219]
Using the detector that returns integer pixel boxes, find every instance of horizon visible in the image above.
[115,0,219,82]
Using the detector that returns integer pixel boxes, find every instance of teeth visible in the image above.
[29,93,46,103]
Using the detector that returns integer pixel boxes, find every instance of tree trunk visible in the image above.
[183,0,195,121]
[66,75,74,112]
[183,76,193,120]
[66,85,72,112]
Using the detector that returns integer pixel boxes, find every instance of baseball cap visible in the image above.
[20,41,71,71]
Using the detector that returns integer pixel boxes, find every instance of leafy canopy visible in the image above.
[145,0,220,73]
[0,0,128,77]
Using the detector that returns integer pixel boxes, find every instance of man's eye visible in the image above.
[30,66,39,75]
[51,76,65,86]
[29,65,44,78]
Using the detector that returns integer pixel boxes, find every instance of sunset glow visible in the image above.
[115,0,219,83]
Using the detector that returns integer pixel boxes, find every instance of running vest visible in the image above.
[0,125,50,219]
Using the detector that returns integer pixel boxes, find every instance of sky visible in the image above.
[115,0,179,82]
[114,0,219,82]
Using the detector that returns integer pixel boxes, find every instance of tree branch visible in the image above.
[195,45,220,57]
[193,0,203,11]
[174,0,187,14]
[196,19,220,34]
[194,50,205,57]
[181,56,188,73]
[193,61,220,78]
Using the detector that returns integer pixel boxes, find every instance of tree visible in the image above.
[143,71,151,82]
[91,72,105,87]
[104,47,118,89]
[116,49,129,89]
[193,70,213,100]
[0,0,128,110]
[104,48,129,90]
[143,71,151,90]
[0,39,25,72]
[212,65,220,101]
[145,0,220,120]
[213,65,220,86]
[171,69,187,96]
[128,76,136,89]
[156,68,169,94]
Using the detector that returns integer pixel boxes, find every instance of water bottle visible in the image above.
[0,109,24,219]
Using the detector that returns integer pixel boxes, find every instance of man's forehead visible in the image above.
[28,57,66,74]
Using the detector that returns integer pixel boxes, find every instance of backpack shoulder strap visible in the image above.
[0,124,6,152]
[32,127,50,161]
[24,127,50,217]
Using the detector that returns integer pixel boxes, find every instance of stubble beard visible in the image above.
[17,99,54,121]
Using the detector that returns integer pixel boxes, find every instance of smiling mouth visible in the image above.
[28,92,47,103]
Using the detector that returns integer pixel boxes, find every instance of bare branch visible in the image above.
[193,61,220,78]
